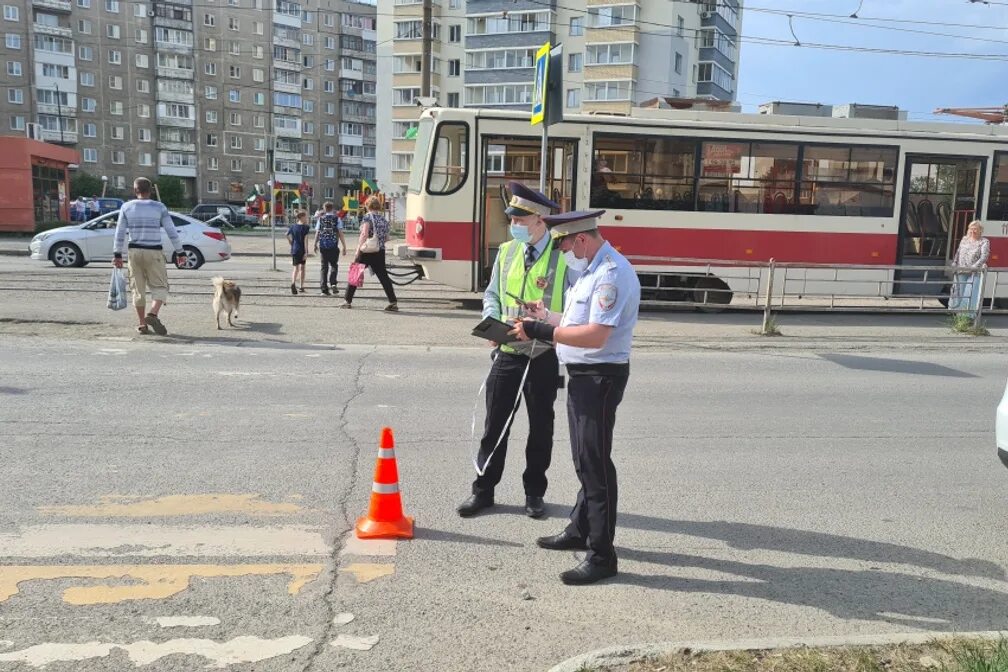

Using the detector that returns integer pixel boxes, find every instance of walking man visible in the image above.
[313,201,347,296]
[511,209,641,585]
[457,182,571,520]
[112,177,186,335]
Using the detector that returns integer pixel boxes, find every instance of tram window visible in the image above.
[427,121,468,195]
[800,145,897,217]
[590,133,696,210]
[697,141,798,214]
[407,117,434,193]
[987,152,1008,221]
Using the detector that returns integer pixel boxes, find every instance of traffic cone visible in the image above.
[355,427,414,539]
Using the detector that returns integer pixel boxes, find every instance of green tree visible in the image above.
[70,171,104,199]
[155,175,188,209]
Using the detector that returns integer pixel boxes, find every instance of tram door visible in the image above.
[477,136,578,290]
[894,156,984,294]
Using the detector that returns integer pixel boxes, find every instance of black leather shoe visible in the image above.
[536,530,587,551]
[525,496,545,519]
[456,494,494,518]
[560,559,617,585]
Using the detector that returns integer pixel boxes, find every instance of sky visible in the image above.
[734,0,1008,122]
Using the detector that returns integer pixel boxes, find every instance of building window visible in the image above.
[83,122,97,137]
[205,62,216,76]
[108,75,123,89]
[136,79,149,93]
[134,3,146,17]
[569,16,583,36]
[204,14,214,26]
[83,148,98,163]
[5,33,20,48]
[138,128,151,142]
[677,15,684,36]
[207,157,218,170]
[206,110,218,123]
[205,85,217,99]
[136,54,148,68]
[229,65,240,78]
[568,53,582,73]
[449,24,461,42]
[5,61,20,76]
[230,158,242,171]
[110,126,124,140]
[78,45,92,60]
[78,18,91,33]
[207,180,219,193]
[81,97,96,111]
[675,52,683,74]
[448,59,461,77]
[108,49,121,64]
[228,16,239,30]
[111,150,125,165]
[566,88,580,108]
[229,112,241,126]
[229,135,242,149]
[206,133,218,147]
[106,23,121,39]
[105,0,119,12]
[447,92,460,108]
[134,28,147,42]
[229,89,240,103]
[3,5,19,21]
[7,88,22,104]
[109,100,124,115]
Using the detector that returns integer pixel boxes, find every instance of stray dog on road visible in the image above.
[212,276,241,329]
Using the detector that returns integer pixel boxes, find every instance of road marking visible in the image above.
[0,523,328,558]
[96,349,127,356]
[0,564,323,605]
[330,634,379,651]
[37,493,301,517]
[339,563,394,584]
[152,616,221,628]
[340,537,397,557]
[0,635,313,668]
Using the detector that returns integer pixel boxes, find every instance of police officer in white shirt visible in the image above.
[511,209,640,585]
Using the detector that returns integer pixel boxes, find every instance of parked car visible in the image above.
[29,210,231,270]
[191,203,260,228]
[998,379,1008,468]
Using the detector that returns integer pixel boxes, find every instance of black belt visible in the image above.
[565,363,629,377]
[128,243,163,250]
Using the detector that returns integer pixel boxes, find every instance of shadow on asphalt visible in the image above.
[416,527,523,548]
[818,354,980,378]
[157,334,339,351]
[615,548,1008,630]
[615,517,1005,582]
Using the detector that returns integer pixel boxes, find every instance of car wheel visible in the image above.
[176,246,204,270]
[50,242,84,268]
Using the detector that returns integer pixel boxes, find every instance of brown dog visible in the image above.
[212,276,241,329]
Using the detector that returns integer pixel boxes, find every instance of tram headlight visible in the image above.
[415,217,425,238]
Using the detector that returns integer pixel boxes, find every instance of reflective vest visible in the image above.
[497,237,567,355]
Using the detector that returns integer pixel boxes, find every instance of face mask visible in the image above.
[563,243,589,272]
[509,223,531,243]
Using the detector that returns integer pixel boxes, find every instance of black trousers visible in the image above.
[344,250,397,304]
[319,247,340,290]
[564,365,629,566]
[472,348,560,499]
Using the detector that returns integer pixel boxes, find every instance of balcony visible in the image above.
[153,16,192,31]
[274,173,302,185]
[275,150,302,161]
[273,35,300,49]
[159,164,197,178]
[157,116,196,129]
[155,40,194,54]
[37,102,76,116]
[39,128,77,143]
[158,141,196,152]
[32,0,72,12]
[273,80,301,94]
[33,23,73,38]
[156,66,195,80]
[157,89,195,103]
[274,125,302,138]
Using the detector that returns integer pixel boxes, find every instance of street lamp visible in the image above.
[100,175,108,198]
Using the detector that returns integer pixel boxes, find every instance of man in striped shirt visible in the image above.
[112,177,186,335]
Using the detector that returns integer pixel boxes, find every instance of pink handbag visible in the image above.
[348,262,365,288]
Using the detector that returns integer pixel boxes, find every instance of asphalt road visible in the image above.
[2,252,1008,671]
[2,332,1008,671]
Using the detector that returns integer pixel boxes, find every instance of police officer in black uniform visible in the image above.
[511,210,641,585]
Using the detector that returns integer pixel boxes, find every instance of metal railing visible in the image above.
[626,255,1003,332]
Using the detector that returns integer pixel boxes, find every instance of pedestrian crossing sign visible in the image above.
[531,42,551,126]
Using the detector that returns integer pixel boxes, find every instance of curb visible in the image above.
[548,630,1008,672]
[0,249,27,257]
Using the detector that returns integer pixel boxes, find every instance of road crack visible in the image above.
[300,346,374,672]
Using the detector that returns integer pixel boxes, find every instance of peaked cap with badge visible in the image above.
[505,181,561,217]
[544,209,606,239]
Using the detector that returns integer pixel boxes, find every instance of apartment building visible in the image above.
[1,0,377,206]
[377,0,743,198]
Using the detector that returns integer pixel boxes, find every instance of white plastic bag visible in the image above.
[107,267,128,311]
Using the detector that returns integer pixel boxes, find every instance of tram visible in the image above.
[396,107,1008,304]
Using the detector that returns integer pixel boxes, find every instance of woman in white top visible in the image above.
[949,220,991,316]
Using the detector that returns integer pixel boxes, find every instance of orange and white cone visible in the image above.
[355,427,414,539]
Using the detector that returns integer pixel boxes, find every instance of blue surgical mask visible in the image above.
[563,249,589,273]
[509,223,531,243]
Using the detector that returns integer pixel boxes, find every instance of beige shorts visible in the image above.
[127,248,169,307]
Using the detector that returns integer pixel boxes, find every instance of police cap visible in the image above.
[505,181,561,217]
[544,209,606,240]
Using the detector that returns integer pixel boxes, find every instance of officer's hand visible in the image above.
[508,321,530,342]
[523,300,548,320]
[112,257,123,269]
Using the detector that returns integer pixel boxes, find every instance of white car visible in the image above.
[998,380,1008,468]
[29,210,232,270]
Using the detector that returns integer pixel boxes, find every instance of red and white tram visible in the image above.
[397,107,1008,304]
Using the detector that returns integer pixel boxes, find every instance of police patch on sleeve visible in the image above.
[595,283,618,311]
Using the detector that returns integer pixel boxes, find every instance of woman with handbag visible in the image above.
[341,195,398,311]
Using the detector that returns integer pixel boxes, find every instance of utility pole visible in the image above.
[54,83,65,143]
[420,0,433,98]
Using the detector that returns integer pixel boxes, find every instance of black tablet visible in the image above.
[471,316,519,344]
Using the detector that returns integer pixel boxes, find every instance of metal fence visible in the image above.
[626,255,1004,333]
